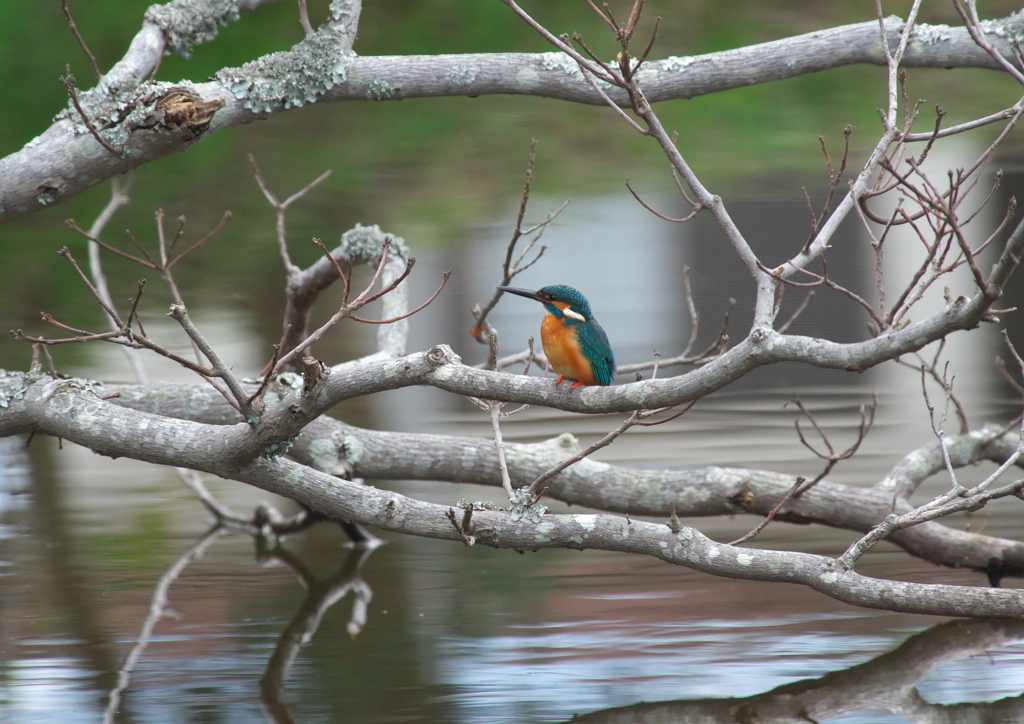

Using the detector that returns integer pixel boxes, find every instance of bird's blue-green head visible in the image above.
[498,284,594,322]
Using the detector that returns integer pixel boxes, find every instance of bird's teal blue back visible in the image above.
[574,317,615,386]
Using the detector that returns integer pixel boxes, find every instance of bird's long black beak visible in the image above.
[497,286,544,302]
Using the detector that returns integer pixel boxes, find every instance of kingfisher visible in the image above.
[498,284,616,388]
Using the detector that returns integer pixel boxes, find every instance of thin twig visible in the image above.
[61,66,121,156]
[65,219,157,269]
[58,247,124,326]
[167,211,232,269]
[730,476,805,546]
[527,402,696,498]
[528,411,641,496]
[680,266,700,357]
[625,178,701,222]
[249,154,332,273]
[298,0,314,34]
[955,0,1024,86]
[148,27,171,83]
[349,271,451,325]
[473,140,567,343]
[38,344,61,377]
[789,394,877,495]
[167,304,250,417]
[446,508,476,547]
[777,291,815,334]
[489,404,516,499]
[61,0,101,80]
[902,105,1022,141]
[312,238,351,295]
[247,344,282,406]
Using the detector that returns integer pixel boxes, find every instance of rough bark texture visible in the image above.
[4,353,1024,618]
[2,4,1024,226]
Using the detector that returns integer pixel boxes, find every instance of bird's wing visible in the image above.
[584,319,616,386]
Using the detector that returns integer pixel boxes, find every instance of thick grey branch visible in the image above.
[283,417,1024,581]
[1,376,1022,617]
[3,11,1024,226]
[7,371,1024,581]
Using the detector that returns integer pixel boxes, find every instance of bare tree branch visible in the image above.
[5,5,1024,226]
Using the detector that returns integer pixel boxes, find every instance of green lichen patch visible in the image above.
[448,63,476,86]
[981,10,1024,40]
[509,487,547,523]
[261,436,295,460]
[339,223,409,262]
[216,27,354,112]
[456,498,501,511]
[366,78,397,100]
[912,23,952,45]
[0,370,32,409]
[146,0,241,59]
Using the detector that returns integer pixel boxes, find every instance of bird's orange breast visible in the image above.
[541,314,599,386]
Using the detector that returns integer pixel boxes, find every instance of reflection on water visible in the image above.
[437,614,886,713]
[4,514,1024,724]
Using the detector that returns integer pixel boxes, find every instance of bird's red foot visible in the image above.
[552,378,585,391]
